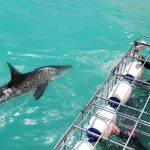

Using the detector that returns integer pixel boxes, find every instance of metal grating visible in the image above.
[54,36,150,150]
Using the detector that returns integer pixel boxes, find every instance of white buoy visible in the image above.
[134,41,147,52]
[108,81,132,108]
[74,140,96,150]
[86,106,116,142]
[123,61,143,80]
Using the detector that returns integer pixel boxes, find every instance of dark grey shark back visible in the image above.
[7,62,28,88]
[0,63,71,103]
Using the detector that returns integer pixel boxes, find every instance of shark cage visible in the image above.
[54,36,150,150]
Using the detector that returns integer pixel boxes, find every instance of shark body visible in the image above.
[0,63,71,103]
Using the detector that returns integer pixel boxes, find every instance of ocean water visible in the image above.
[0,0,150,150]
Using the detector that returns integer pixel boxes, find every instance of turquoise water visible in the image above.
[0,0,150,150]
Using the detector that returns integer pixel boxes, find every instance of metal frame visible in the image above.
[54,36,150,150]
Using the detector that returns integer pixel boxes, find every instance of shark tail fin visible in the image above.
[7,62,22,82]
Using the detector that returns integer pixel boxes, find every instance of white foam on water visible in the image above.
[44,135,55,145]
[19,53,44,58]
[24,119,37,125]
[26,107,36,114]
[13,136,21,140]
[0,115,6,127]
[14,112,20,117]
[7,51,12,55]
[9,118,14,123]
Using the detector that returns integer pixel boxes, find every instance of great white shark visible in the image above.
[0,62,71,103]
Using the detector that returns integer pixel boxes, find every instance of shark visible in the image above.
[0,62,71,103]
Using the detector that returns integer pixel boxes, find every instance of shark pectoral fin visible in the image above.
[34,81,48,100]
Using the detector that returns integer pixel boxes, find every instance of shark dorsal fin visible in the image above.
[7,62,22,82]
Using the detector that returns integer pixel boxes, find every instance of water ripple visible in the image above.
[24,118,37,125]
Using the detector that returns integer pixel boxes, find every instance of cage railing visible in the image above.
[54,36,150,150]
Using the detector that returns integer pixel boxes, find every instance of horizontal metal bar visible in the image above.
[95,96,150,117]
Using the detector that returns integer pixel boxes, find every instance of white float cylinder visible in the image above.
[74,140,96,150]
[86,106,116,142]
[108,81,132,108]
[135,41,147,52]
[123,61,143,80]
